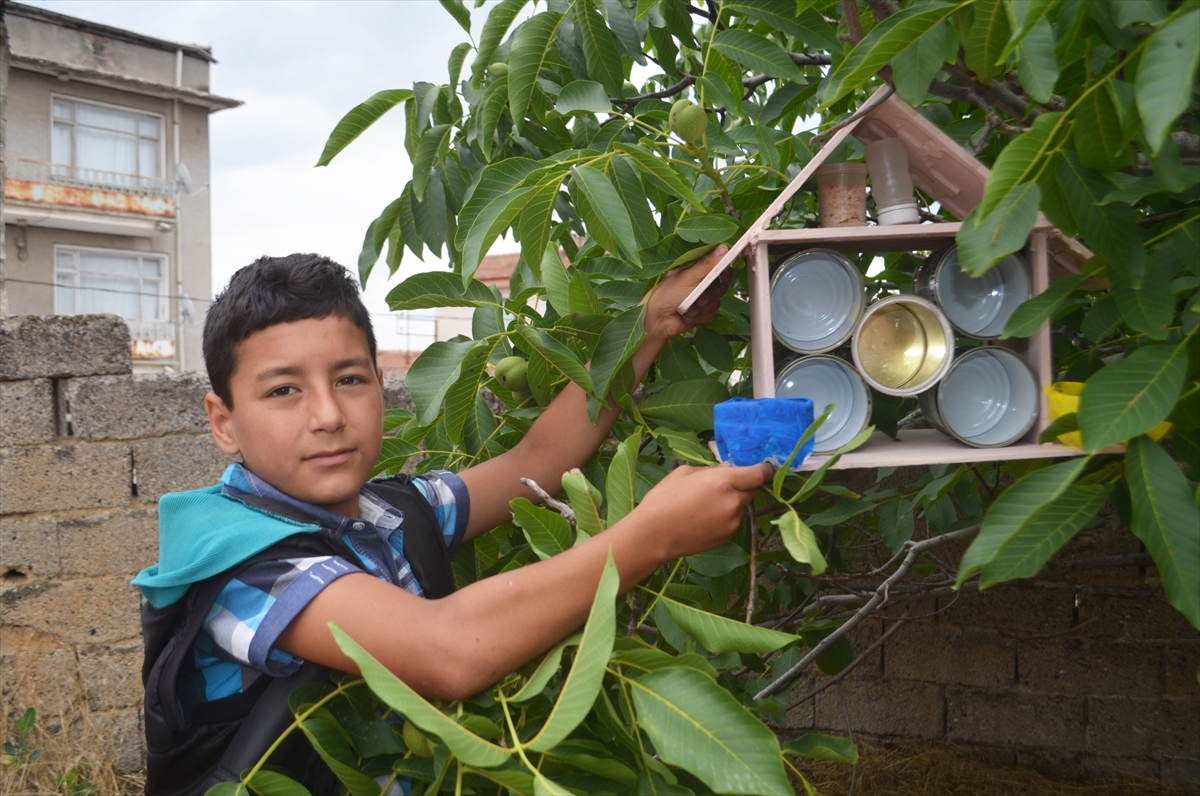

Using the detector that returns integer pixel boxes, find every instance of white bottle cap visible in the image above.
[876,201,920,226]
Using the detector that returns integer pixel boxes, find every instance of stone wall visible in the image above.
[785,473,1200,787]
[0,314,412,771]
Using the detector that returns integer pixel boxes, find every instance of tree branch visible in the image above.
[843,0,864,45]
[611,75,697,106]
[788,52,833,67]
[520,477,576,526]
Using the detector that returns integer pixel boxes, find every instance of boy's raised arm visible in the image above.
[458,245,733,539]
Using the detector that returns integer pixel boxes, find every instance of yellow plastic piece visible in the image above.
[1046,382,1172,449]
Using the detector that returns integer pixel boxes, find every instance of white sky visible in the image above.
[26,0,514,348]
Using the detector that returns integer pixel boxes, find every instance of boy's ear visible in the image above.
[205,392,241,456]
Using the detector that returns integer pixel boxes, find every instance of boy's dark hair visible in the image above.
[203,254,376,407]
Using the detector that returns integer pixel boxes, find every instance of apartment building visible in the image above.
[1,2,240,370]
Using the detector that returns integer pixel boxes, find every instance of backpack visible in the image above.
[141,475,457,795]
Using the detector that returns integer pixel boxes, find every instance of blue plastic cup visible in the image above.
[714,397,815,470]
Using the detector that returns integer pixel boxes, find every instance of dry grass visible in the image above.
[0,710,143,796]
[791,739,1196,796]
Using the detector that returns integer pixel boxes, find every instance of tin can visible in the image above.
[770,249,865,354]
[919,347,1039,448]
[851,295,955,396]
[775,355,872,454]
[914,247,1031,340]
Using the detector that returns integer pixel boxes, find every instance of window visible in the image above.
[55,247,168,325]
[51,98,162,190]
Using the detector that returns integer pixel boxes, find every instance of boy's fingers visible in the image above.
[725,462,775,491]
[677,244,730,287]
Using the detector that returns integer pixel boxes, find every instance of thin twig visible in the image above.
[520,477,576,526]
[611,75,697,106]
[754,525,980,700]
[788,53,833,67]
[843,0,863,45]
[810,84,896,144]
[745,508,759,624]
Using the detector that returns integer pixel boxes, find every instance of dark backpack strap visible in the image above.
[365,474,458,598]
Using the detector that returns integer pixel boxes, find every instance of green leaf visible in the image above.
[556,80,613,115]
[966,0,1011,82]
[606,431,641,526]
[1107,253,1174,341]
[330,626,511,768]
[443,340,494,446]
[561,469,605,537]
[1057,154,1147,284]
[1039,411,1079,444]
[448,41,472,88]
[726,0,813,40]
[1015,17,1057,104]
[463,764,536,796]
[512,497,573,559]
[878,497,915,554]
[1136,9,1200,154]
[1126,437,1200,629]
[677,214,739,244]
[1074,87,1129,173]
[516,324,596,393]
[694,326,734,372]
[509,11,566,134]
[773,507,827,576]
[661,596,798,654]
[511,632,582,703]
[456,158,540,278]
[471,0,528,87]
[611,156,659,250]
[956,181,1040,276]
[891,20,948,105]
[577,0,625,97]
[1000,0,1055,60]
[640,378,729,432]
[356,219,379,287]
[528,549,620,751]
[590,305,646,402]
[998,274,1087,339]
[413,124,454,202]
[387,271,500,311]
[956,457,1091,587]
[979,111,1062,217]
[406,340,480,426]
[245,769,313,796]
[686,541,749,577]
[712,29,803,81]
[572,165,642,266]
[629,667,792,795]
[438,0,471,33]
[614,144,705,208]
[978,484,1110,587]
[611,646,719,680]
[316,89,413,166]
[821,2,957,107]
[299,718,384,795]
[541,242,573,318]
[1078,343,1189,452]
[782,734,859,765]
[204,785,249,796]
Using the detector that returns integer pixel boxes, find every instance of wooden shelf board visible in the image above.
[795,429,1094,472]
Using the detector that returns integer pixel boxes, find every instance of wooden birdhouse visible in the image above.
[679,87,1096,471]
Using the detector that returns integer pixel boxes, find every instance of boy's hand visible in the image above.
[630,461,773,560]
[643,244,733,342]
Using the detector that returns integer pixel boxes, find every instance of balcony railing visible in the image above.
[5,157,175,200]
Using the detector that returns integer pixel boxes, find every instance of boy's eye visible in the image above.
[337,375,366,386]
[268,385,298,397]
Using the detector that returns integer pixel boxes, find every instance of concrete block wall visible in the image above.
[785,509,1200,786]
[0,314,417,772]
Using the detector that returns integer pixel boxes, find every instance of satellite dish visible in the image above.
[176,162,193,195]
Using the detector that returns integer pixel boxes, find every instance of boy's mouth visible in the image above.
[305,448,355,466]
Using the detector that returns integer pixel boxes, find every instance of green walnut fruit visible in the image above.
[669,99,707,143]
[495,356,529,393]
[510,388,532,407]
[489,62,509,77]
[403,721,433,758]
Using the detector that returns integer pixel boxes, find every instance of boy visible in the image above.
[134,249,771,792]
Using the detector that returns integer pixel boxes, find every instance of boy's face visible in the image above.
[205,315,384,518]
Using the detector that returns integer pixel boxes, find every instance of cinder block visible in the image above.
[946,689,1086,751]
[782,675,818,730]
[0,443,131,513]
[59,508,158,576]
[65,372,210,440]
[0,514,59,577]
[0,379,55,447]
[0,648,81,718]
[1018,638,1161,698]
[1017,749,1159,781]
[940,586,1074,636]
[886,623,1015,689]
[1077,594,1200,642]
[1164,643,1200,697]
[1,577,141,645]
[70,707,144,773]
[1161,757,1200,786]
[77,642,143,711]
[1087,697,1200,759]
[132,434,236,501]
[814,679,944,739]
[383,374,414,411]
[0,314,131,380]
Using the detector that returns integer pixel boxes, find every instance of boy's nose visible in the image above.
[308,386,346,432]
